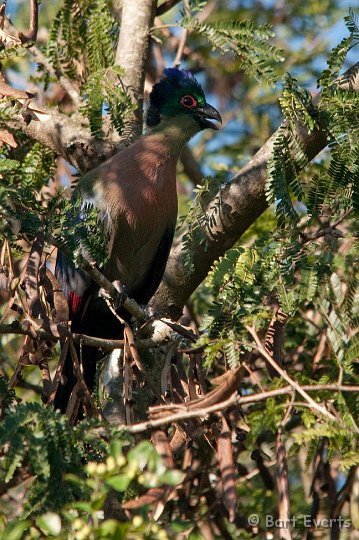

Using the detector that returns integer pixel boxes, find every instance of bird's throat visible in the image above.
[146,115,200,157]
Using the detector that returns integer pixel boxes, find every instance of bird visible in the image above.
[54,67,222,414]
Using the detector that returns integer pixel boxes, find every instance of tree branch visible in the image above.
[115,0,156,138]
[18,0,38,45]
[151,61,359,319]
[156,0,182,16]
[116,384,359,433]
[4,108,118,173]
[172,0,189,66]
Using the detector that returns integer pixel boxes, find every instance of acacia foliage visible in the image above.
[0,1,358,539]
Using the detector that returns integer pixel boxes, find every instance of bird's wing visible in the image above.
[129,224,175,304]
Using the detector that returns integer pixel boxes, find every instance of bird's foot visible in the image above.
[150,318,192,349]
[99,280,127,310]
[112,280,128,309]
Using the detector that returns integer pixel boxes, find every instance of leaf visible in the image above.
[158,469,184,486]
[36,513,62,536]
[216,415,237,523]
[106,475,131,492]
[2,521,31,540]
[0,129,17,148]
[127,441,157,470]
[182,18,284,85]
[72,501,94,512]
[98,520,129,537]
[121,487,165,509]
[151,430,174,469]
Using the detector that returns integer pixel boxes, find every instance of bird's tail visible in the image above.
[53,296,124,420]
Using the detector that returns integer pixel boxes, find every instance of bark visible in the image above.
[6,110,118,173]
[115,0,156,137]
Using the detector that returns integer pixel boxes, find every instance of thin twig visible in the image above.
[0,322,192,350]
[18,0,38,44]
[117,384,359,434]
[300,209,352,244]
[172,0,189,66]
[156,0,182,16]
[29,45,82,107]
[80,258,147,323]
[246,325,337,422]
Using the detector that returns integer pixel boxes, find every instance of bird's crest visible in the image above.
[146,67,206,127]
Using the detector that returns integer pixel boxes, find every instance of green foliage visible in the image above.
[178,175,225,272]
[0,139,107,268]
[292,422,358,469]
[0,377,18,415]
[0,142,56,240]
[46,0,118,79]
[55,190,109,269]
[44,0,133,137]
[266,12,359,227]
[0,404,87,516]
[80,66,135,137]
[0,403,183,539]
[318,8,358,91]
[201,225,358,369]
[0,44,27,62]
[182,18,284,85]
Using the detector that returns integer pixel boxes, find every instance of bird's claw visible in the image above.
[99,280,127,310]
[112,280,128,309]
[150,318,184,346]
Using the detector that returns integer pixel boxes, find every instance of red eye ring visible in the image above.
[180,95,197,108]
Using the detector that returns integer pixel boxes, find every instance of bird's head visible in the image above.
[146,68,222,131]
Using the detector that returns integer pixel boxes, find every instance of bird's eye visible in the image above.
[180,95,197,108]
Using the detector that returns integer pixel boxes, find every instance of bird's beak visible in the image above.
[195,103,222,130]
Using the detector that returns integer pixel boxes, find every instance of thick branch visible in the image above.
[115,0,155,137]
[151,62,359,319]
[4,109,118,173]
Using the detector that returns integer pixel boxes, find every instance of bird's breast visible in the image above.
[95,153,178,295]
